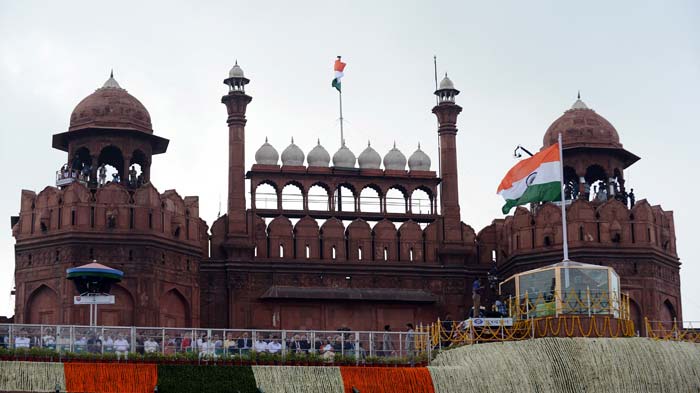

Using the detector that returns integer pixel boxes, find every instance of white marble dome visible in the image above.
[358,141,381,169]
[255,137,279,165]
[307,139,330,167]
[229,61,245,78]
[383,142,407,171]
[332,142,356,168]
[438,74,455,90]
[408,143,431,171]
[281,138,305,166]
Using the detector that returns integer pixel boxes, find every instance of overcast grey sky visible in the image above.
[1,0,699,321]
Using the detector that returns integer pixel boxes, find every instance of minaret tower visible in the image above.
[433,74,463,242]
[222,62,252,242]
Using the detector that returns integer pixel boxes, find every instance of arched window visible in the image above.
[308,185,330,211]
[585,165,608,201]
[359,186,381,213]
[334,185,356,212]
[282,183,304,210]
[332,246,337,260]
[410,188,431,214]
[383,247,388,261]
[385,187,407,214]
[98,145,125,184]
[409,248,414,261]
[255,183,278,209]
[358,247,363,261]
[129,149,147,186]
[563,166,578,200]
[279,244,285,258]
[305,245,310,259]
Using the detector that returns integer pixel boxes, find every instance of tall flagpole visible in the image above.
[558,132,570,262]
[434,55,442,210]
[338,89,344,145]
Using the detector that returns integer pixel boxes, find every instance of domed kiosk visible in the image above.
[51,72,170,187]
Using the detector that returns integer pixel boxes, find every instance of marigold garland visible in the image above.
[64,363,157,393]
[340,366,435,393]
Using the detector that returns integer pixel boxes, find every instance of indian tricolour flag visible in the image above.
[332,56,346,92]
[497,143,562,214]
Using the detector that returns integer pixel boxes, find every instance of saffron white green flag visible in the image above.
[332,56,346,92]
[497,143,562,214]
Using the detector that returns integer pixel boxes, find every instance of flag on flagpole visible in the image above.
[332,56,346,92]
[497,143,562,214]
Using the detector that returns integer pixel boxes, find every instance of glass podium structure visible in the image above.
[499,261,628,320]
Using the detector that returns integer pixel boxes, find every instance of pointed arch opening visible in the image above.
[410,188,432,214]
[282,183,304,210]
[308,184,330,211]
[25,285,59,324]
[254,182,278,209]
[385,187,407,214]
[160,288,191,327]
[359,186,382,213]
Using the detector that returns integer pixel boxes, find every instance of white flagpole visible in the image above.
[558,133,570,261]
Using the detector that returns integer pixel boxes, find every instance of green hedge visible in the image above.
[156,365,257,393]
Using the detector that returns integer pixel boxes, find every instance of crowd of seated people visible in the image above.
[0,328,408,360]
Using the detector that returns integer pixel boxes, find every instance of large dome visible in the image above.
[543,98,620,149]
[69,75,152,133]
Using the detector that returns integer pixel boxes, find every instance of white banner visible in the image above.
[469,317,514,327]
[74,295,115,305]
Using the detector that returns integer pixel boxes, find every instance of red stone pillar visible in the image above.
[432,78,463,243]
[221,74,252,237]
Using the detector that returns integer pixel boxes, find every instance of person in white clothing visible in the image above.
[267,336,282,354]
[114,336,130,360]
[198,339,216,359]
[254,338,268,353]
[42,333,56,347]
[15,335,30,349]
[103,336,114,352]
[144,337,159,353]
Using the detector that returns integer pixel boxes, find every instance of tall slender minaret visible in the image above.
[432,74,463,243]
[221,62,252,239]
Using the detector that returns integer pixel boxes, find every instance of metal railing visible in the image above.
[0,324,430,362]
[645,318,700,342]
[506,289,630,320]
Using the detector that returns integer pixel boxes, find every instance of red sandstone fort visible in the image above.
[10,63,681,333]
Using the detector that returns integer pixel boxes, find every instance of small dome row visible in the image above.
[255,138,431,171]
